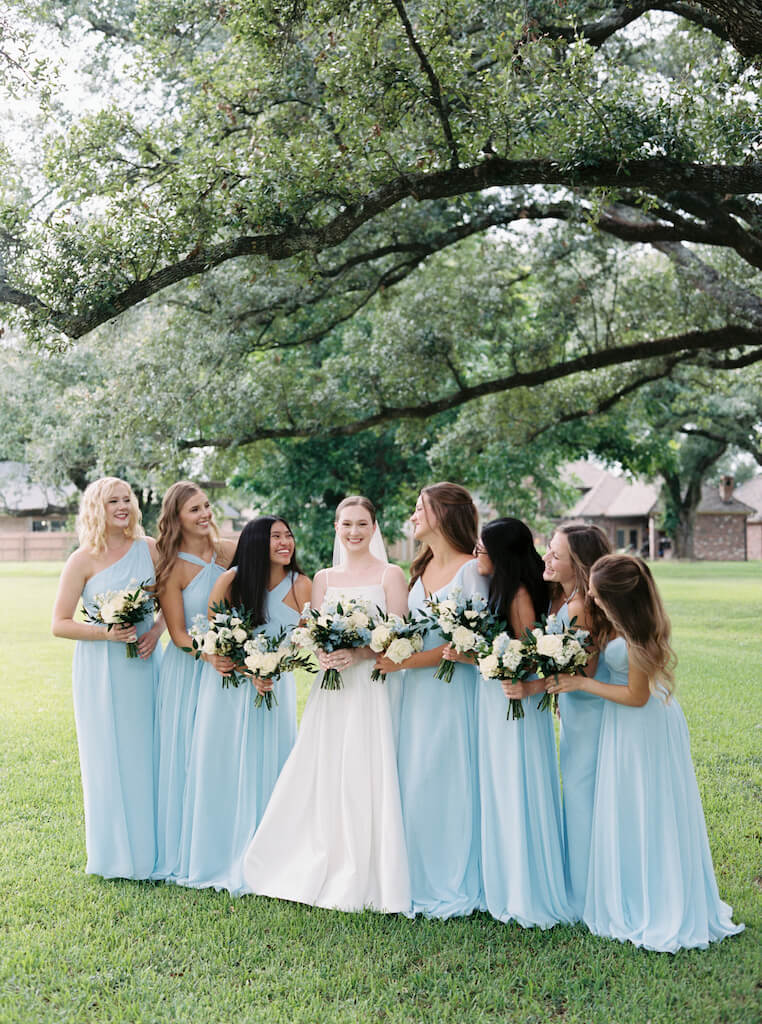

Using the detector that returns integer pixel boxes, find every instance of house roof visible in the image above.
[696,483,755,517]
[0,461,77,515]
[564,462,659,519]
[735,475,762,522]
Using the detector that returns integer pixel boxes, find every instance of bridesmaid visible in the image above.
[375,482,486,918]
[543,523,611,919]
[151,481,235,882]
[470,518,572,928]
[51,477,164,879]
[547,555,744,952]
[175,515,310,894]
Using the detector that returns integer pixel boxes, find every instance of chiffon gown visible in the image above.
[478,673,573,928]
[174,572,298,894]
[242,583,411,914]
[397,560,486,918]
[557,599,608,920]
[152,551,224,881]
[72,538,162,879]
[583,637,744,952]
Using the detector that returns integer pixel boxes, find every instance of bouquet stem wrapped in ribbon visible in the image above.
[84,579,157,659]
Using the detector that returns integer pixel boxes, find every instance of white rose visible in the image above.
[233,627,248,643]
[244,652,262,673]
[502,639,524,672]
[348,610,370,629]
[370,624,393,652]
[259,652,280,675]
[386,638,414,663]
[464,609,479,621]
[439,599,457,614]
[536,634,564,661]
[98,600,121,624]
[202,631,219,654]
[478,654,500,678]
[451,625,477,652]
[532,628,544,641]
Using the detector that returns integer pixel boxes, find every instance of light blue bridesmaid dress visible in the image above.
[174,572,298,894]
[583,638,744,952]
[152,551,225,881]
[72,539,161,879]
[397,560,487,918]
[557,599,608,920]
[478,669,573,928]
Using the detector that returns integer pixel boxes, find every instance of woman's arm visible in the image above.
[158,566,193,650]
[546,657,651,707]
[292,574,312,619]
[51,551,137,644]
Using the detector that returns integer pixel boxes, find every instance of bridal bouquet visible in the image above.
[425,588,501,684]
[477,632,534,721]
[522,614,591,713]
[292,596,374,690]
[368,611,426,682]
[84,579,157,659]
[184,601,255,689]
[242,628,316,710]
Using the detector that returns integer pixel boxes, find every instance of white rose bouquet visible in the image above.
[477,632,534,720]
[84,578,157,659]
[425,587,501,684]
[242,628,317,710]
[521,613,592,713]
[183,601,256,689]
[368,611,426,682]
[293,595,375,691]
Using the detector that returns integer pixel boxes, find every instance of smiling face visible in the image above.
[410,492,438,542]
[270,520,295,566]
[178,490,213,538]
[335,504,374,555]
[104,484,134,532]
[473,537,494,577]
[543,531,574,589]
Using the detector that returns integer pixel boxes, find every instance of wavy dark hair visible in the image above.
[481,517,548,634]
[230,515,302,628]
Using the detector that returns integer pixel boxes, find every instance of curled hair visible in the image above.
[230,515,302,628]
[481,518,548,633]
[335,495,376,523]
[76,477,144,555]
[590,554,676,697]
[555,523,612,641]
[409,482,478,589]
[154,481,220,594]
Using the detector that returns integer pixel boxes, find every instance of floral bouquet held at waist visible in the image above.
[84,579,157,659]
[368,610,426,682]
[243,628,316,710]
[425,587,502,685]
[522,613,591,714]
[477,632,534,721]
[184,601,255,689]
[291,596,375,691]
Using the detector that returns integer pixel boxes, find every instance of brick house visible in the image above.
[731,475,762,561]
[0,461,78,560]
[560,462,757,560]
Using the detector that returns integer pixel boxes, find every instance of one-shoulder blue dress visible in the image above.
[397,560,487,918]
[557,599,608,919]
[175,572,298,893]
[583,637,744,951]
[72,539,161,878]
[152,551,225,881]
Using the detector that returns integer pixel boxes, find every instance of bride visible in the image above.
[242,495,412,913]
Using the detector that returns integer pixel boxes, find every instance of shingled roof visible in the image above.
[562,460,659,519]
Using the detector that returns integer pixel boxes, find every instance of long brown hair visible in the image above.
[154,481,220,594]
[409,482,478,589]
[335,495,376,523]
[590,554,676,697]
[557,523,612,640]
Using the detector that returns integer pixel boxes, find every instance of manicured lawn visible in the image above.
[0,561,760,1023]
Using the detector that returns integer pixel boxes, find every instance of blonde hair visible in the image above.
[590,554,676,698]
[76,477,144,554]
[154,481,220,593]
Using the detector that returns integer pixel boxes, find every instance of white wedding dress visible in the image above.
[242,583,412,913]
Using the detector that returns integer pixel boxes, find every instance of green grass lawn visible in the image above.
[0,561,760,1024]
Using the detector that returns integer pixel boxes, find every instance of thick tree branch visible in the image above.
[652,241,762,326]
[6,157,761,340]
[178,325,762,448]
